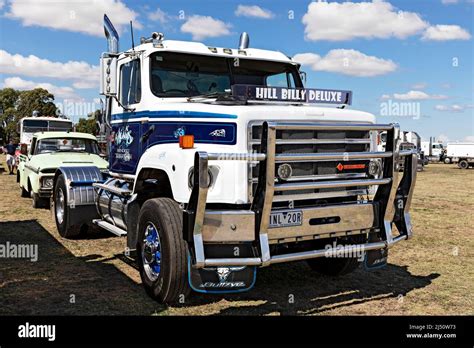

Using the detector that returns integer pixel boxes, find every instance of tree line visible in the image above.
[0,87,100,144]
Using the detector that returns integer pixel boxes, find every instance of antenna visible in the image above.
[130,20,135,51]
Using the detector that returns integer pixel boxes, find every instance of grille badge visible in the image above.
[336,163,366,171]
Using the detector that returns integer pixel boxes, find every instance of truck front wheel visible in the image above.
[137,198,190,304]
[53,174,83,238]
[307,256,361,276]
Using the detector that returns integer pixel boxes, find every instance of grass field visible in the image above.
[0,157,473,315]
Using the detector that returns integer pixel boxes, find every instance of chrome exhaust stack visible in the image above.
[104,14,119,54]
[239,32,249,49]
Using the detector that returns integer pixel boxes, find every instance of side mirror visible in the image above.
[100,53,118,96]
[299,71,307,85]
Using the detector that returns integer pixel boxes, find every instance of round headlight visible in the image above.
[188,167,214,189]
[368,160,381,176]
[277,163,293,181]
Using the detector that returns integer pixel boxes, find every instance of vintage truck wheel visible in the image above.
[53,174,83,238]
[19,176,29,197]
[137,198,190,304]
[31,192,47,208]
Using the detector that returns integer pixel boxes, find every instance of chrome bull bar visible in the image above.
[184,121,417,268]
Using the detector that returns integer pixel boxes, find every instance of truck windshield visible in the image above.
[23,120,48,133]
[150,52,301,97]
[35,138,99,155]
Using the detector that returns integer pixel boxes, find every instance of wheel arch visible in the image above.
[126,167,175,251]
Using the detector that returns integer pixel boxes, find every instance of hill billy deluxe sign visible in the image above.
[232,85,353,105]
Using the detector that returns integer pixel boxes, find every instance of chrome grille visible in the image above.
[248,121,382,202]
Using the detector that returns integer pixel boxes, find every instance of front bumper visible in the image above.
[184,121,418,268]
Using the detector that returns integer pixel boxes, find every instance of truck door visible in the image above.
[110,58,142,174]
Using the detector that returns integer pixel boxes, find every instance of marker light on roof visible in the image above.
[223,48,232,54]
[208,47,217,53]
[238,50,247,56]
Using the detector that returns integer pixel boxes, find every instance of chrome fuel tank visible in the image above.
[96,178,132,230]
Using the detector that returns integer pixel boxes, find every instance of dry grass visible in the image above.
[0,157,472,315]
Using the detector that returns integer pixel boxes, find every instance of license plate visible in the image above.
[269,210,303,228]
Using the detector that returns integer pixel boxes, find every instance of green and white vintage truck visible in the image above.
[17,131,108,208]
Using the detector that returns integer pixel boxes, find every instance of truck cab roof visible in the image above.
[122,39,296,65]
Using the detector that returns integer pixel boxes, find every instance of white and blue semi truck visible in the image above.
[52,15,418,303]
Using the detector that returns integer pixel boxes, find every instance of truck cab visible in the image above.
[51,15,418,303]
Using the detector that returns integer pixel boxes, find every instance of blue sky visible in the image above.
[0,0,473,142]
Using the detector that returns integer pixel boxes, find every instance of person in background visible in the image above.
[4,139,18,175]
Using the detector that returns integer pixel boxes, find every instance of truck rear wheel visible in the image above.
[53,174,83,238]
[137,198,190,304]
[19,177,29,197]
[458,160,469,169]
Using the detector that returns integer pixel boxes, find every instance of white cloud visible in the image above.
[390,90,449,100]
[293,49,397,77]
[435,104,474,112]
[464,135,474,142]
[0,0,5,10]
[0,50,99,89]
[6,0,140,37]
[437,134,450,144]
[148,7,168,24]
[411,82,427,89]
[2,77,80,100]
[422,25,471,41]
[441,0,459,4]
[235,5,274,19]
[302,1,428,41]
[180,15,231,40]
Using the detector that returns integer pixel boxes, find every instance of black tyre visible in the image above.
[459,160,469,169]
[19,177,29,197]
[307,256,361,276]
[53,174,83,238]
[307,236,365,276]
[31,192,46,209]
[137,198,190,304]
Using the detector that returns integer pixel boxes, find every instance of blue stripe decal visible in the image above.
[112,110,238,121]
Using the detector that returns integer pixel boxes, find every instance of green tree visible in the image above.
[16,88,58,118]
[75,110,100,135]
[0,88,20,143]
[0,87,59,144]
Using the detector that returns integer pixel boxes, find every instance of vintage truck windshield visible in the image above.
[150,52,302,97]
[35,138,99,155]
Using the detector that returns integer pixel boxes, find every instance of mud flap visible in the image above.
[187,243,257,293]
[364,234,388,271]
[188,259,256,293]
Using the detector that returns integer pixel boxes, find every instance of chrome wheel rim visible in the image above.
[56,188,65,225]
[142,222,162,281]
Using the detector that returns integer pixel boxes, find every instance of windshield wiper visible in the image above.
[187,91,245,104]
[186,91,224,102]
